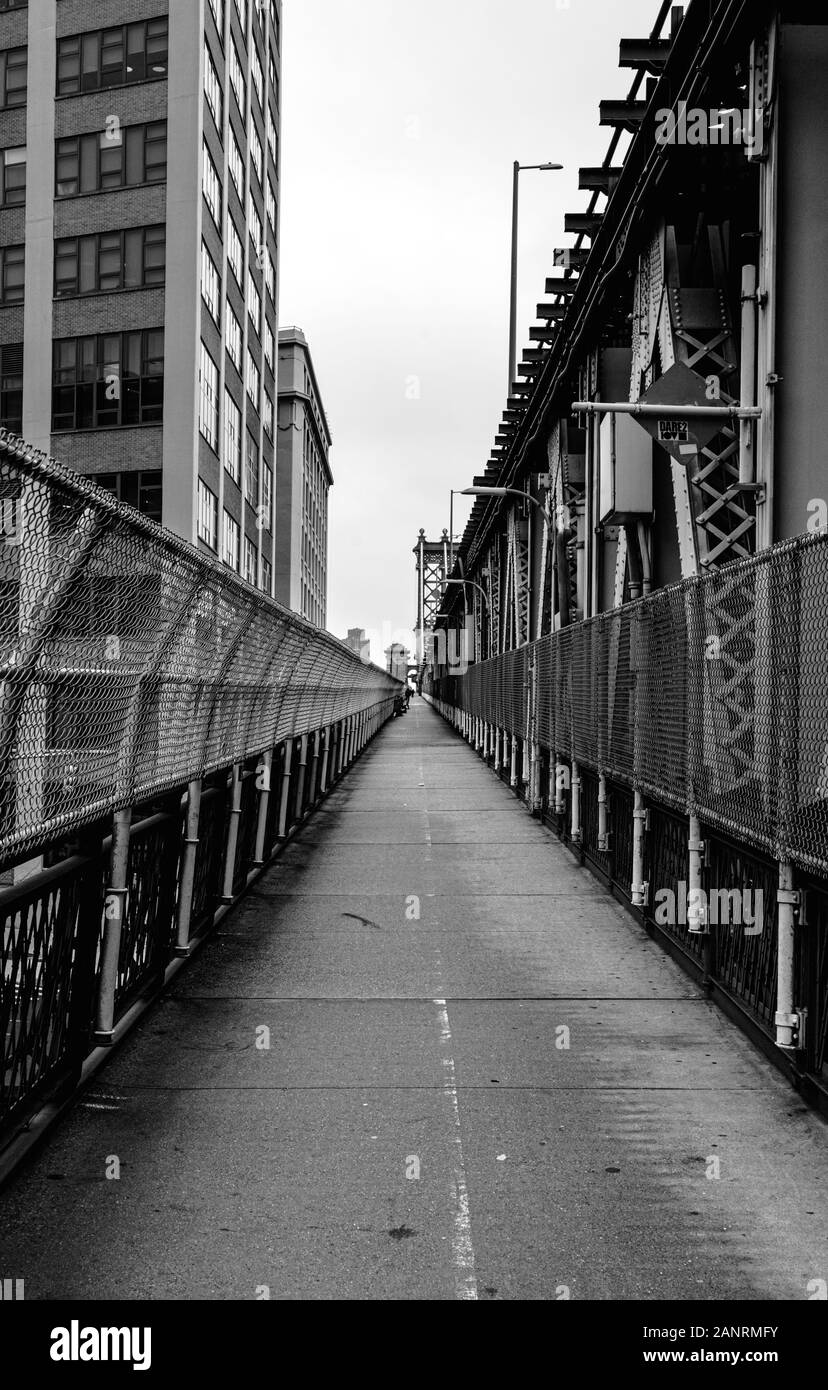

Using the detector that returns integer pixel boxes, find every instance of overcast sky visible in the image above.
[279,0,660,663]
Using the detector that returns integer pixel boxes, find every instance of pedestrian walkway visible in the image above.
[1,698,827,1300]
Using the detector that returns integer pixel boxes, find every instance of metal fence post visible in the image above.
[294,734,310,819]
[631,791,648,908]
[598,775,610,852]
[175,777,203,955]
[94,806,132,1044]
[221,764,243,902]
[320,724,332,794]
[570,761,581,843]
[278,739,294,838]
[253,749,273,866]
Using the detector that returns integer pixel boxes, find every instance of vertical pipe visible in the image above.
[570,760,581,843]
[776,862,799,1050]
[253,749,273,866]
[294,733,309,817]
[510,735,518,789]
[494,727,502,773]
[687,815,707,935]
[94,806,132,1043]
[175,777,202,955]
[555,761,567,815]
[221,763,243,902]
[307,730,321,808]
[597,774,610,852]
[631,791,647,908]
[739,263,757,485]
[508,160,520,392]
[319,724,332,795]
[278,739,294,838]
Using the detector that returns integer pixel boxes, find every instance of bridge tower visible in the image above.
[414,529,449,675]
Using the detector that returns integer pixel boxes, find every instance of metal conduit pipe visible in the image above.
[631,791,648,909]
[570,761,581,844]
[687,815,707,935]
[776,862,800,1051]
[597,775,610,852]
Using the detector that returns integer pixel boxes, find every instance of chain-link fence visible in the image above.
[0,432,399,868]
[428,528,828,877]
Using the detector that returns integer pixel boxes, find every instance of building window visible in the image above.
[263,390,273,439]
[266,106,277,162]
[0,341,22,434]
[248,191,262,252]
[264,322,274,372]
[96,470,162,524]
[250,123,263,186]
[261,553,272,593]
[56,19,169,96]
[198,342,219,450]
[0,243,24,304]
[54,226,165,297]
[222,509,240,570]
[227,217,243,286]
[204,41,222,129]
[56,123,166,197]
[243,534,257,585]
[202,139,221,226]
[266,176,277,232]
[52,329,164,431]
[2,146,25,206]
[261,461,272,529]
[233,0,248,33]
[245,433,259,506]
[247,269,261,336]
[200,241,221,323]
[198,479,218,549]
[228,125,244,201]
[224,389,241,483]
[225,301,242,372]
[246,349,260,409]
[0,46,26,109]
[229,36,245,114]
[207,0,225,36]
[251,47,264,108]
[265,250,275,303]
[268,49,277,95]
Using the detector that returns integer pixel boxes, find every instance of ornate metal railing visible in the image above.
[0,433,399,1148]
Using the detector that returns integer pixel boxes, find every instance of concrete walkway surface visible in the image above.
[1,698,827,1301]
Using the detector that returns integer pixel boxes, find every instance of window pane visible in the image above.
[79,133,97,192]
[125,126,143,185]
[79,236,97,293]
[123,228,141,286]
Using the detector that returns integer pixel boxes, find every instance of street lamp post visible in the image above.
[509,162,563,393]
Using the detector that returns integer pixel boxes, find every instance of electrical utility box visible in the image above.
[598,411,653,524]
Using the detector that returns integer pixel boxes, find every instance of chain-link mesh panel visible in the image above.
[426,528,828,875]
[634,584,689,810]
[0,435,399,866]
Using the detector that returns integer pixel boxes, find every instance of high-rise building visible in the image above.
[0,0,281,595]
[342,627,370,663]
[275,325,332,628]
